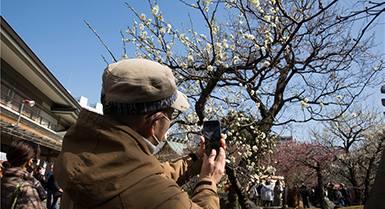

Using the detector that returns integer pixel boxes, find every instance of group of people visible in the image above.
[247,179,353,208]
[326,182,352,207]
[0,139,63,209]
[287,182,352,208]
[248,179,284,207]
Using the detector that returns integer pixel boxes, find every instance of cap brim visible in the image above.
[170,90,189,112]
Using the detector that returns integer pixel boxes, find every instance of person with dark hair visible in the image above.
[1,139,47,208]
[273,179,283,206]
[256,180,264,206]
[340,183,351,206]
[46,169,63,209]
[300,182,310,208]
[33,166,45,186]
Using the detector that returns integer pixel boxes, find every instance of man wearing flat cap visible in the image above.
[54,59,226,208]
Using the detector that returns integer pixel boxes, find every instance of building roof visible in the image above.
[166,141,188,156]
[1,15,81,124]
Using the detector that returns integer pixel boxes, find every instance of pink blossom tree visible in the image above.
[269,141,339,209]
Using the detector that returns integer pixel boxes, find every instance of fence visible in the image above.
[1,92,57,131]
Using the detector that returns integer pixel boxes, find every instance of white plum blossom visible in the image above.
[166,24,172,33]
[251,0,260,7]
[140,13,146,20]
[160,27,166,34]
[266,166,276,174]
[233,55,239,63]
[187,55,194,62]
[207,65,213,71]
[264,15,271,22]
[151,5,159,15]
[261,132,266,138]
[246,151,252,157]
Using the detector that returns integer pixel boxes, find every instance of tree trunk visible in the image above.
[227,185,238,209]
[363,141,384,205]
[344,165,362,205]
[365,150,385,209]
[316,166,326,209]
[226,165,257,209]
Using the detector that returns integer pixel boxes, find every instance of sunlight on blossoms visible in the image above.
[140,13,146,20]
[264,15,271,22]
[266,166,276,175]
[251,0,260,7]
[187,55,194,62]
[152,5,159,15]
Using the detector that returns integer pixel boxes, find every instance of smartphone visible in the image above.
[203,120,222,156]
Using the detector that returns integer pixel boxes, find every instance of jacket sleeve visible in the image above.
[54,179,62,191]
[190,177,220,208]
[144,175,219,209]
[20,180,47,209]
[160,153,203,186]
[28,175,47,201]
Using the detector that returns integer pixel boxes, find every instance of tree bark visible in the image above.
[226,165,257,209]
[365,150,385,209]
[316,165,326,209]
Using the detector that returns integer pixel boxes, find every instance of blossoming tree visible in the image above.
[270,140,339,208]
[312,106,385,204]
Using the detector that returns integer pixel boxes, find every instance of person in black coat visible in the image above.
[46,170,62,209]
[33,166,45,186]
[300,183,310,208]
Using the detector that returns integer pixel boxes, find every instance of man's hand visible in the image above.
[197,136,205,159]
[199,138,226,184]
[197,135,225,159]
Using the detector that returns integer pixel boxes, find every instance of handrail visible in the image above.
[1,92,58,131]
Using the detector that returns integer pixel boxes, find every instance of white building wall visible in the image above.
[75,96,103,115]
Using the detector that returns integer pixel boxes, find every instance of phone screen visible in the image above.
[203,120,222,156]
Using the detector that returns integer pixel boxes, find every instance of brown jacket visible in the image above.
[1,167,47,209]
[54,109,219,209]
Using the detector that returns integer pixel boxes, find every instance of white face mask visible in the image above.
[152,132,167,155]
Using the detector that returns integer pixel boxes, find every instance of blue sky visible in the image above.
[2,1,384,140]
[1,0,197,105]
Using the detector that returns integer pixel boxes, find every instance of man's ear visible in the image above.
[147,117,156,136]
